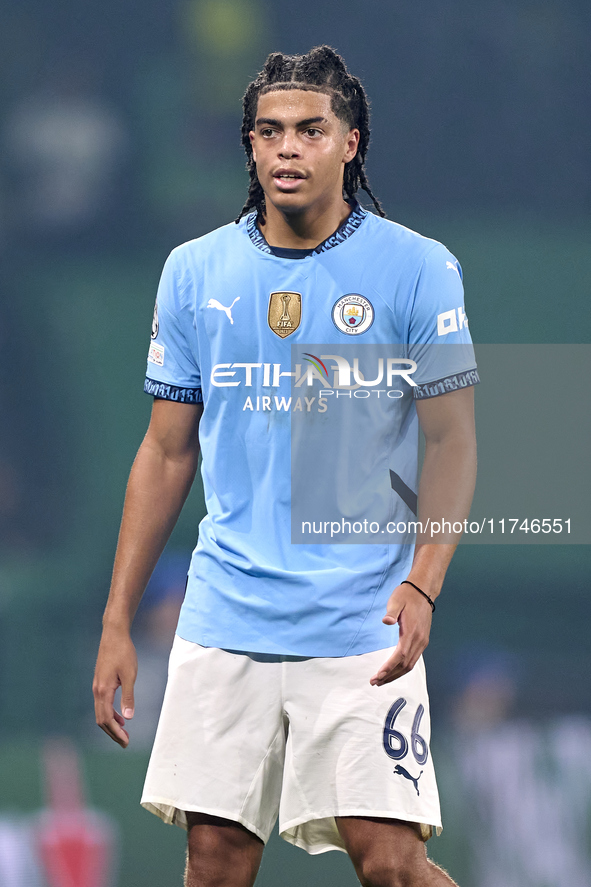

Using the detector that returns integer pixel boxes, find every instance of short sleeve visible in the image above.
[144,250,203,404]
[407,243,479,399]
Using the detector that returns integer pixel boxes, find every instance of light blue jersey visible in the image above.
[145,202,478,656]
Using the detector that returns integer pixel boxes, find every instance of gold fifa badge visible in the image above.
[268,291,302,338]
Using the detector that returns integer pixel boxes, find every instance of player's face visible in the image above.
[249,90,359,216]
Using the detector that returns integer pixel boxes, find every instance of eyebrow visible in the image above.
[255,116,328,128]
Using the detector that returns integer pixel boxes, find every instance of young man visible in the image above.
[93,46,477,887]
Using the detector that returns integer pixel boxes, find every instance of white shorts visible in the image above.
[141,636,442,854]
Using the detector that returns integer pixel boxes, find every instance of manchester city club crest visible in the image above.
[332,294,374,335]
[268,291,302,338]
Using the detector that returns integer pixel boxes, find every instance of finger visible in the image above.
[97,705,130,747]
[93,680,130,747]
[382,595,403,626]
[370,632,422,685]
[96,700,130,745]
[372,646,423,685]
[98,717,130,748]
[120,677,135,720]
[93,682,116,726]
[370,646,407,685]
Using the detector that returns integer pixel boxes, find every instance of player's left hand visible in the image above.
[370,583,433,686]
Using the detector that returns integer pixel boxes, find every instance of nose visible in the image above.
[278,131,300,159]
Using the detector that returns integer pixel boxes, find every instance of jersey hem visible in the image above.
[175,629,399,660]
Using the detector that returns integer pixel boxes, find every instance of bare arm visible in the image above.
[370,385,477,685]
[93,398,203,746]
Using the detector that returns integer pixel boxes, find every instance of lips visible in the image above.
[272,169,307,189]
[273,168,306,179]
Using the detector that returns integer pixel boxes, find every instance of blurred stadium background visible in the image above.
[1,1,591,885]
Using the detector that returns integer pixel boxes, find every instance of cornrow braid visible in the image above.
[235,45,385,223]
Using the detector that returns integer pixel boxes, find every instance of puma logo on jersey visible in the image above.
[207,297,240,324]
[446,260,461,277]
[393,765,424,796]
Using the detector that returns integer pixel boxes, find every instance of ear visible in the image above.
[343,128,360,164]
[249,130,257,162]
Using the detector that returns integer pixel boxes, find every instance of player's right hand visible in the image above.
[93,627,138,748]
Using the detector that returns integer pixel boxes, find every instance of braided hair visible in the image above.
[235,45,385,222]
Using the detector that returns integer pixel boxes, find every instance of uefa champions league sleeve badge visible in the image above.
[332,294,374,335]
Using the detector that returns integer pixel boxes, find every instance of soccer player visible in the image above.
[93,46,478,887]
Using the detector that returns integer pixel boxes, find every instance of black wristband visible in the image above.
[401,580,436,612]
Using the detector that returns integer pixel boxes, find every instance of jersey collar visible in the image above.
[245,200,367,257]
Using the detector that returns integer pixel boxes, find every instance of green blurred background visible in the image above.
[1,1,591,885]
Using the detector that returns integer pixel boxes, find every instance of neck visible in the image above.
[260,196,353,250]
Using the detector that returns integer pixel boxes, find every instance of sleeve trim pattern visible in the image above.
[144,377,203,403]
[413,368,480,400]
